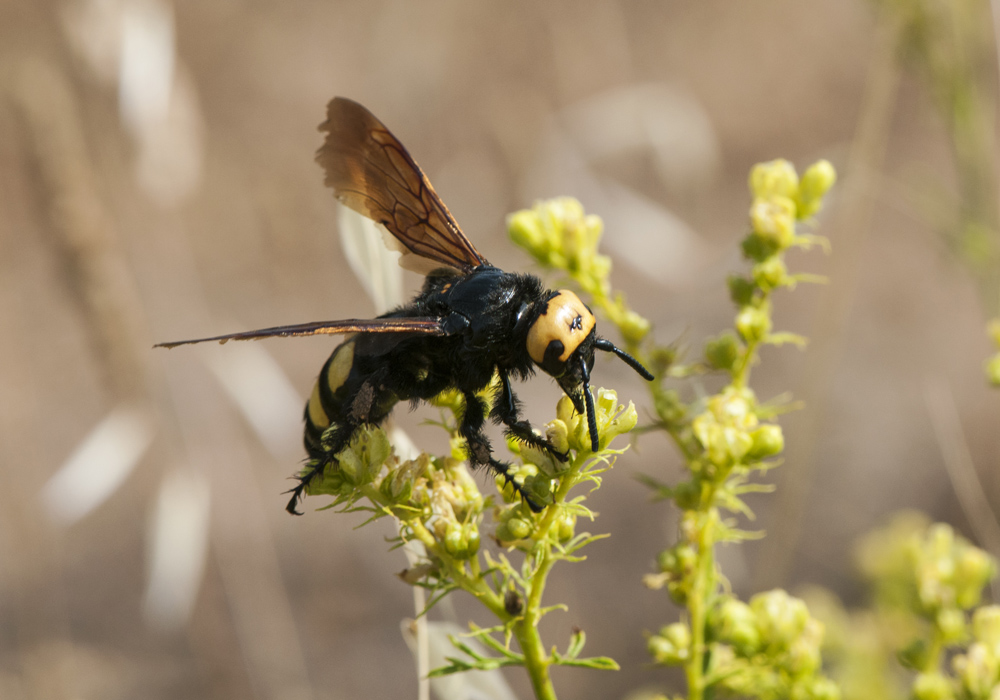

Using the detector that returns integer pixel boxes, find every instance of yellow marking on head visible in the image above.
[307,382,330,429]
[527,290,596,365]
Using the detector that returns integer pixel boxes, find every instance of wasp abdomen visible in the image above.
[304,339,356,453]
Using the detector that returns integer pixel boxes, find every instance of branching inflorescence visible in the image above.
[309,157,840,700]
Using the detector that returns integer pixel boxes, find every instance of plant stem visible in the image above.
[516,545,557,700]
[686,507,718,700]
[511,452,591,700]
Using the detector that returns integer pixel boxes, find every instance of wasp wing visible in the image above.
[155,317,446,349]
[316,97,487,274]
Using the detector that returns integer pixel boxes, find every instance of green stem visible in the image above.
[922,626,945,675]
[512,452,590,700]
[685,507,718,700]
[732,331,762,390]
[406,517,508,618]
[515,545,558,700]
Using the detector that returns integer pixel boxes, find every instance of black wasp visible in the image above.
[158,97,653,514]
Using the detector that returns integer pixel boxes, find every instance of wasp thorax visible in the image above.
[527,290,596,375]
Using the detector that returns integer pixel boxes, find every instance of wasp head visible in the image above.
[525,290,653,451]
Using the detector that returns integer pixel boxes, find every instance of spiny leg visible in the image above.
[461,389,544,512]
[491,372,568,463]
[289,422,357,515]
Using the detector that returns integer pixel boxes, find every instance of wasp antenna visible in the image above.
[580,357,599,452]
[594,338,654,381]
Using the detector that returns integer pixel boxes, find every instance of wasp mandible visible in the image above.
[158,97,653,514]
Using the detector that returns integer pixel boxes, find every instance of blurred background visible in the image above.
[1,0,999,698]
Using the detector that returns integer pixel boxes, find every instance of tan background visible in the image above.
[1,1,997,698]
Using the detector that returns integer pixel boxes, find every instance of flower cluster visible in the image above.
[857,514,995,634]
[306,385,638,698]
[307,427,488,562]
[853,513,999,700]
[508,197,650,348]
[649,590,838,699]
[642,160,838,699]
[507,164,839,700]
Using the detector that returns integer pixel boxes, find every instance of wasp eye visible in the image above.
[527,290,596,373]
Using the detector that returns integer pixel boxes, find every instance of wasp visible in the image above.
[158,97,652,514]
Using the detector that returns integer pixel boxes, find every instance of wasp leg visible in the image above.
[461,390,543,512]
[492,372,569,463]
[289,422,357,515]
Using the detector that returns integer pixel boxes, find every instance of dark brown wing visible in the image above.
[316,97,487,274]
[155,317,445,349]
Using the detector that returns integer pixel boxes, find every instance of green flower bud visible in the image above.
[675,544,697,574]
[986,354,1000,387]
[750,196,797,250]
[797,160,837,219]
[750,159,799,200]
[955,546,995,609]
[658,543,697,577]
[736,306,772,343]
[505,517,532,541]
[655,389,686,425]
[748,424,784,459]
[753,256,788,292]
[691,413,717,449]
[751,590,808,646]
[620,310,651,345]
[522,472,554,507]
[974,606,1000,651]
[556,394,587,451]
[786,618,823,676]
[557,513,576,542]
[713,387,758,427]
[667,580,689,606]
[713,598,761,656]
[648,623,691,665]
[607,401,639,440]
[705,332,741,371]
[936,608,967,643]
[545,419,570,458]
[443,522,479,559]
[798,677,841,700]
[508,209,545,252]
[722,426,753,462]
[657,549,678,573]
[728,275,756,306]
[912,672,954,700]
[647,635,678,666]
[465,526,481,557]
[692,415,731,468]
[556,393,576,424]
[663,622,691,651]
[953,643,999,699]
